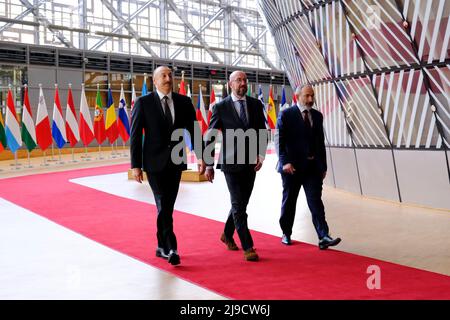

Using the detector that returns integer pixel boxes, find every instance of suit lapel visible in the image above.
[293,106,305,129]
[226,96,246,128]
[172,93,181,128]
[152,91,171,130]
[152,92,165,120]
[245,96,253,128]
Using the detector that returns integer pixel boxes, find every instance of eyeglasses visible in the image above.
[231,78,247,83]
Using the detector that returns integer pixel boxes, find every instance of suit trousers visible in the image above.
[280,159,329,240]
[223,167,256,251]
[147,163,182,253]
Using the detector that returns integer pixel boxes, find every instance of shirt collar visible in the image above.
[231,92,246,103]
[156,89,173,101]
[297,104,312,113]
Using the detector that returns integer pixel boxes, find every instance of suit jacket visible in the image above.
[206,95,268,173]
[130,91,201,173]
[276,106,327,174]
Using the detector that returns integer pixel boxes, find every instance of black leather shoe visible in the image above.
[168,250,180,265]
[281,234,291,245]
[156,247,169,259]
[319,235,341,250]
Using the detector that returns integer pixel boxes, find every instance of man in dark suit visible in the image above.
[130,66,205,266]
[204,71,268,262]
[276,84,341,250]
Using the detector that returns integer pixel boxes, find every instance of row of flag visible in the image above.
[0,79,295,154]
[0,83,137,154]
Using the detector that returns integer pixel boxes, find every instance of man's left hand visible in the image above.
[255,156,264,172]
[198,160,206,175]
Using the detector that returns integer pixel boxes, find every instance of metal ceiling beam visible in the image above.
[19,0,75,48]
[0,0,47,33]
[230,11,276,69]
[232,29,268,66]
[170,7,225,60]
[166,0,223,63]
[90,0,157,51]
[99,0,159,57]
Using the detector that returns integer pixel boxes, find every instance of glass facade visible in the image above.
[258,0,449,150]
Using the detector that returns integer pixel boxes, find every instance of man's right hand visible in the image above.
[282,163,296,175]
[132,168,144,183]
[205,167,215,183]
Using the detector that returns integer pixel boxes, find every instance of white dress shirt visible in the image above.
[297,104,313,127]
[156,89,175,124]
[230,92,248,121]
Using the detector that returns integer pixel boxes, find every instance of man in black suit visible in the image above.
[130,66,205,266]
[276,84,341,250]
[205,71,268,262]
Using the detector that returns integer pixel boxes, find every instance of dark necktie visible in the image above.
[303,109,314,157]
[303,109,311,129]
[162,96,173,126]
[238,100,248,126]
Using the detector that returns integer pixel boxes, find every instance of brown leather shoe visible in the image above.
[220,233,239,251]
[244,248,259,261]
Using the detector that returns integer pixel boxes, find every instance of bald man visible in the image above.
[276,84,341,249]
[130,66,205,266]
[205,71,268,262]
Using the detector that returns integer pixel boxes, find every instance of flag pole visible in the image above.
[97,144,104,160]
[12,151,21,170]
[69,147,78,163]
[82,146,91,161]
[57,148,64,164]
[41,150,49,166]
[122,141,128,158]
[49,142,56,161]
[25,150,33,168]
[110,142,117,158]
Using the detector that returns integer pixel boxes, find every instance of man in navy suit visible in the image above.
[130,66,205,266]
[204,71,268,262]
[276,84,341,250]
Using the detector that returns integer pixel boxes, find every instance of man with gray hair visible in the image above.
[205,70,268,262]
[276,84,341,249]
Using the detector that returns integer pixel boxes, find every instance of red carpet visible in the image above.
[1,164,449,300]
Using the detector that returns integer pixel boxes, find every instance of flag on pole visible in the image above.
[36,85,52,151]
[0,106,6,153]
[267,85,277,129]
[65,84,80,147]
[78,84,95,146]
[105,86,118,144]
[117,84,130,142]
[5,87,22,153]
[186,84,191,98]
[222,83,228,99]
[292,93,297,107]
[21,85,37,152]
[179,71,186,96]
[196,85,208,135]
[180,80,193,151]
[131,83,137,114]
[258,85,269,129]
[208,86,216,125]
[141,74,148,96]
[280,85,289,112]
[52,84,66,149]
[94,85,106,144]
